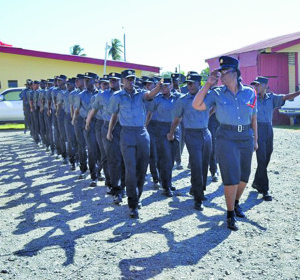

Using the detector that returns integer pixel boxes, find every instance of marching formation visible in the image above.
[20,56,300,230]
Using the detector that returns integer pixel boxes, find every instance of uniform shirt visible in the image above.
[204,84,257,126]
[92,89,118,121]
[148,93,179,123]
[145,98,158,121]
[33,90,39,109]
[46,86,55,107]
[109,88,149,127]
[44,89,50,109]
[74,89,96,119]
[27,89,34,104]
[51,87,59,110]
[38,88,46,108]
[20,88,30,105]
[57,88,70,113]
[69,88,80,107]
[173,93,209,129]
[257,92,285,124]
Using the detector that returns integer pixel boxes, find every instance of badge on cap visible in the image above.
[128,71,132,75]
[172,74,175,78]
[112,73,115,77]
[187,75,191,79]
[220,59,223,64]
[160,78,164,83]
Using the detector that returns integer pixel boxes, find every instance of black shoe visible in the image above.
[212,175,218,182]
[113,194,122,204]
[163,188,173,197]
[50,150,55,156]
[90,180,97,187]
[234,204,246,218]
[98,174,105,181]
[106,186,112,195]
[227,216,238,231]
[78,172,87,180]
[194,201,203,211]
[252,183,263,193]
[121,189,127,198]
[62,158,68,164]
[170,186,176,191]
[46,146,50,152]
[263,191,272,201]
[71,163,76,171]
[129,208,139,219]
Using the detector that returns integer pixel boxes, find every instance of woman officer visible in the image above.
[192,56,258,231]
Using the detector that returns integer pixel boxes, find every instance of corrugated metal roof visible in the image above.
[207,31,300,60]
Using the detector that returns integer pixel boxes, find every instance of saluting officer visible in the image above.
[193,56,258,231]
[251,76,300,201]
[107,69,161,218]
[169,73,211,210]
[45,79,55,155]
[21,79,32,134]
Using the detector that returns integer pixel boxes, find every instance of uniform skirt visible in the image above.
[215,126,254,185]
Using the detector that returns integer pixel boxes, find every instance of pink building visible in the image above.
[206,31,300,125]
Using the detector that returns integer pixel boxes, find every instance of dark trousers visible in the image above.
[52,108,61,155]
[208,114,219,176]
[102,122,125,194]
[64,113,77,164]
[95,119,110,183]
[156,122,179,190]
[24,105,31,130]
[74,115,87,173]
[57,110,67,158]
[175,122,185,164]
[39,110,47,145]
[120,126,150,209]
[185,128,212,201]
[83,118,98,181]
[33,109,40,143]
[253,123,273,192]
[147,121,160,183]
[44,110,55,152]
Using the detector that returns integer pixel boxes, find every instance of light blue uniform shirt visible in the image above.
[33,90,39,109]
[148,93,179,123]
[257,92,285,124]
[50,87,59,110]
[173,93,209,129]
[204,84,257,126]
[76,90,96,119]
[57,89,71,114]
[21,88,30,105]
[109,88,149,127]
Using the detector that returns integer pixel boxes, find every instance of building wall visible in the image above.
[0,52,157,91]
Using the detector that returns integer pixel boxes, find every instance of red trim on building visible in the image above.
[271,38,300,52]
[296,52,299,90]
[0,46,160,73]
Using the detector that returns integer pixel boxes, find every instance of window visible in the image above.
[3,90,22,101]
[8,80,18,88]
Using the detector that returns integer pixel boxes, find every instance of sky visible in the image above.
[1,0,300,74]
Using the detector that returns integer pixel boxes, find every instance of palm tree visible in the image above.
[108,39,123,61]
[69,45,86,56]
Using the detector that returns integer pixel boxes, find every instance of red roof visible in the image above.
[207,31,300,60]
[0,46,160,73]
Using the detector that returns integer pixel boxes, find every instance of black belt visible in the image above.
[220,124,251,132]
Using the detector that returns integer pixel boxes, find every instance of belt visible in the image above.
[220,123,251,132]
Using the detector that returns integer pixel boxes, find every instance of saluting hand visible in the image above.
[207,70,220,87]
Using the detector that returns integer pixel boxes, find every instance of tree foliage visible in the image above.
[108,39,123,61]
[69,45,86,56]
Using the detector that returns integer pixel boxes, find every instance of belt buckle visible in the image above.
[238,125,243,132]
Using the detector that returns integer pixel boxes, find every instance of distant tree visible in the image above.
[108,39,123,61]
[200,67,210,86]
[70,45,86,56]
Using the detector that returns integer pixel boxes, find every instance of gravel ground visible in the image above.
[0,127,299,280]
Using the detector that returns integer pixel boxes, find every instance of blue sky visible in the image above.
[1,0,300,74]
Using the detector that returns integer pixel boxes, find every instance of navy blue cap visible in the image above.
[76,74,85,79]
[33,80,40,84]
[171,73,180,80]
[187,71,198,75]
[84,72,99,80]
[218,56,239,70]
[46,79,54,83]
[67,78,76,84]
[121,69,136,78]
[57,74,67,80]
[25,79,32,85]
[40,79,46,83]
[161,78,172,85]
[108,72,122,79]
[100,74,109,83]
[251,76,269,85]
[185,74,202,83]
[145,77,156,84]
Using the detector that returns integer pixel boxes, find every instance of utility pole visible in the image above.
[104,42,108,74]
[122,26,126,62]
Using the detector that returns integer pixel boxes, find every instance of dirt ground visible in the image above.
[0,127,299,280]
